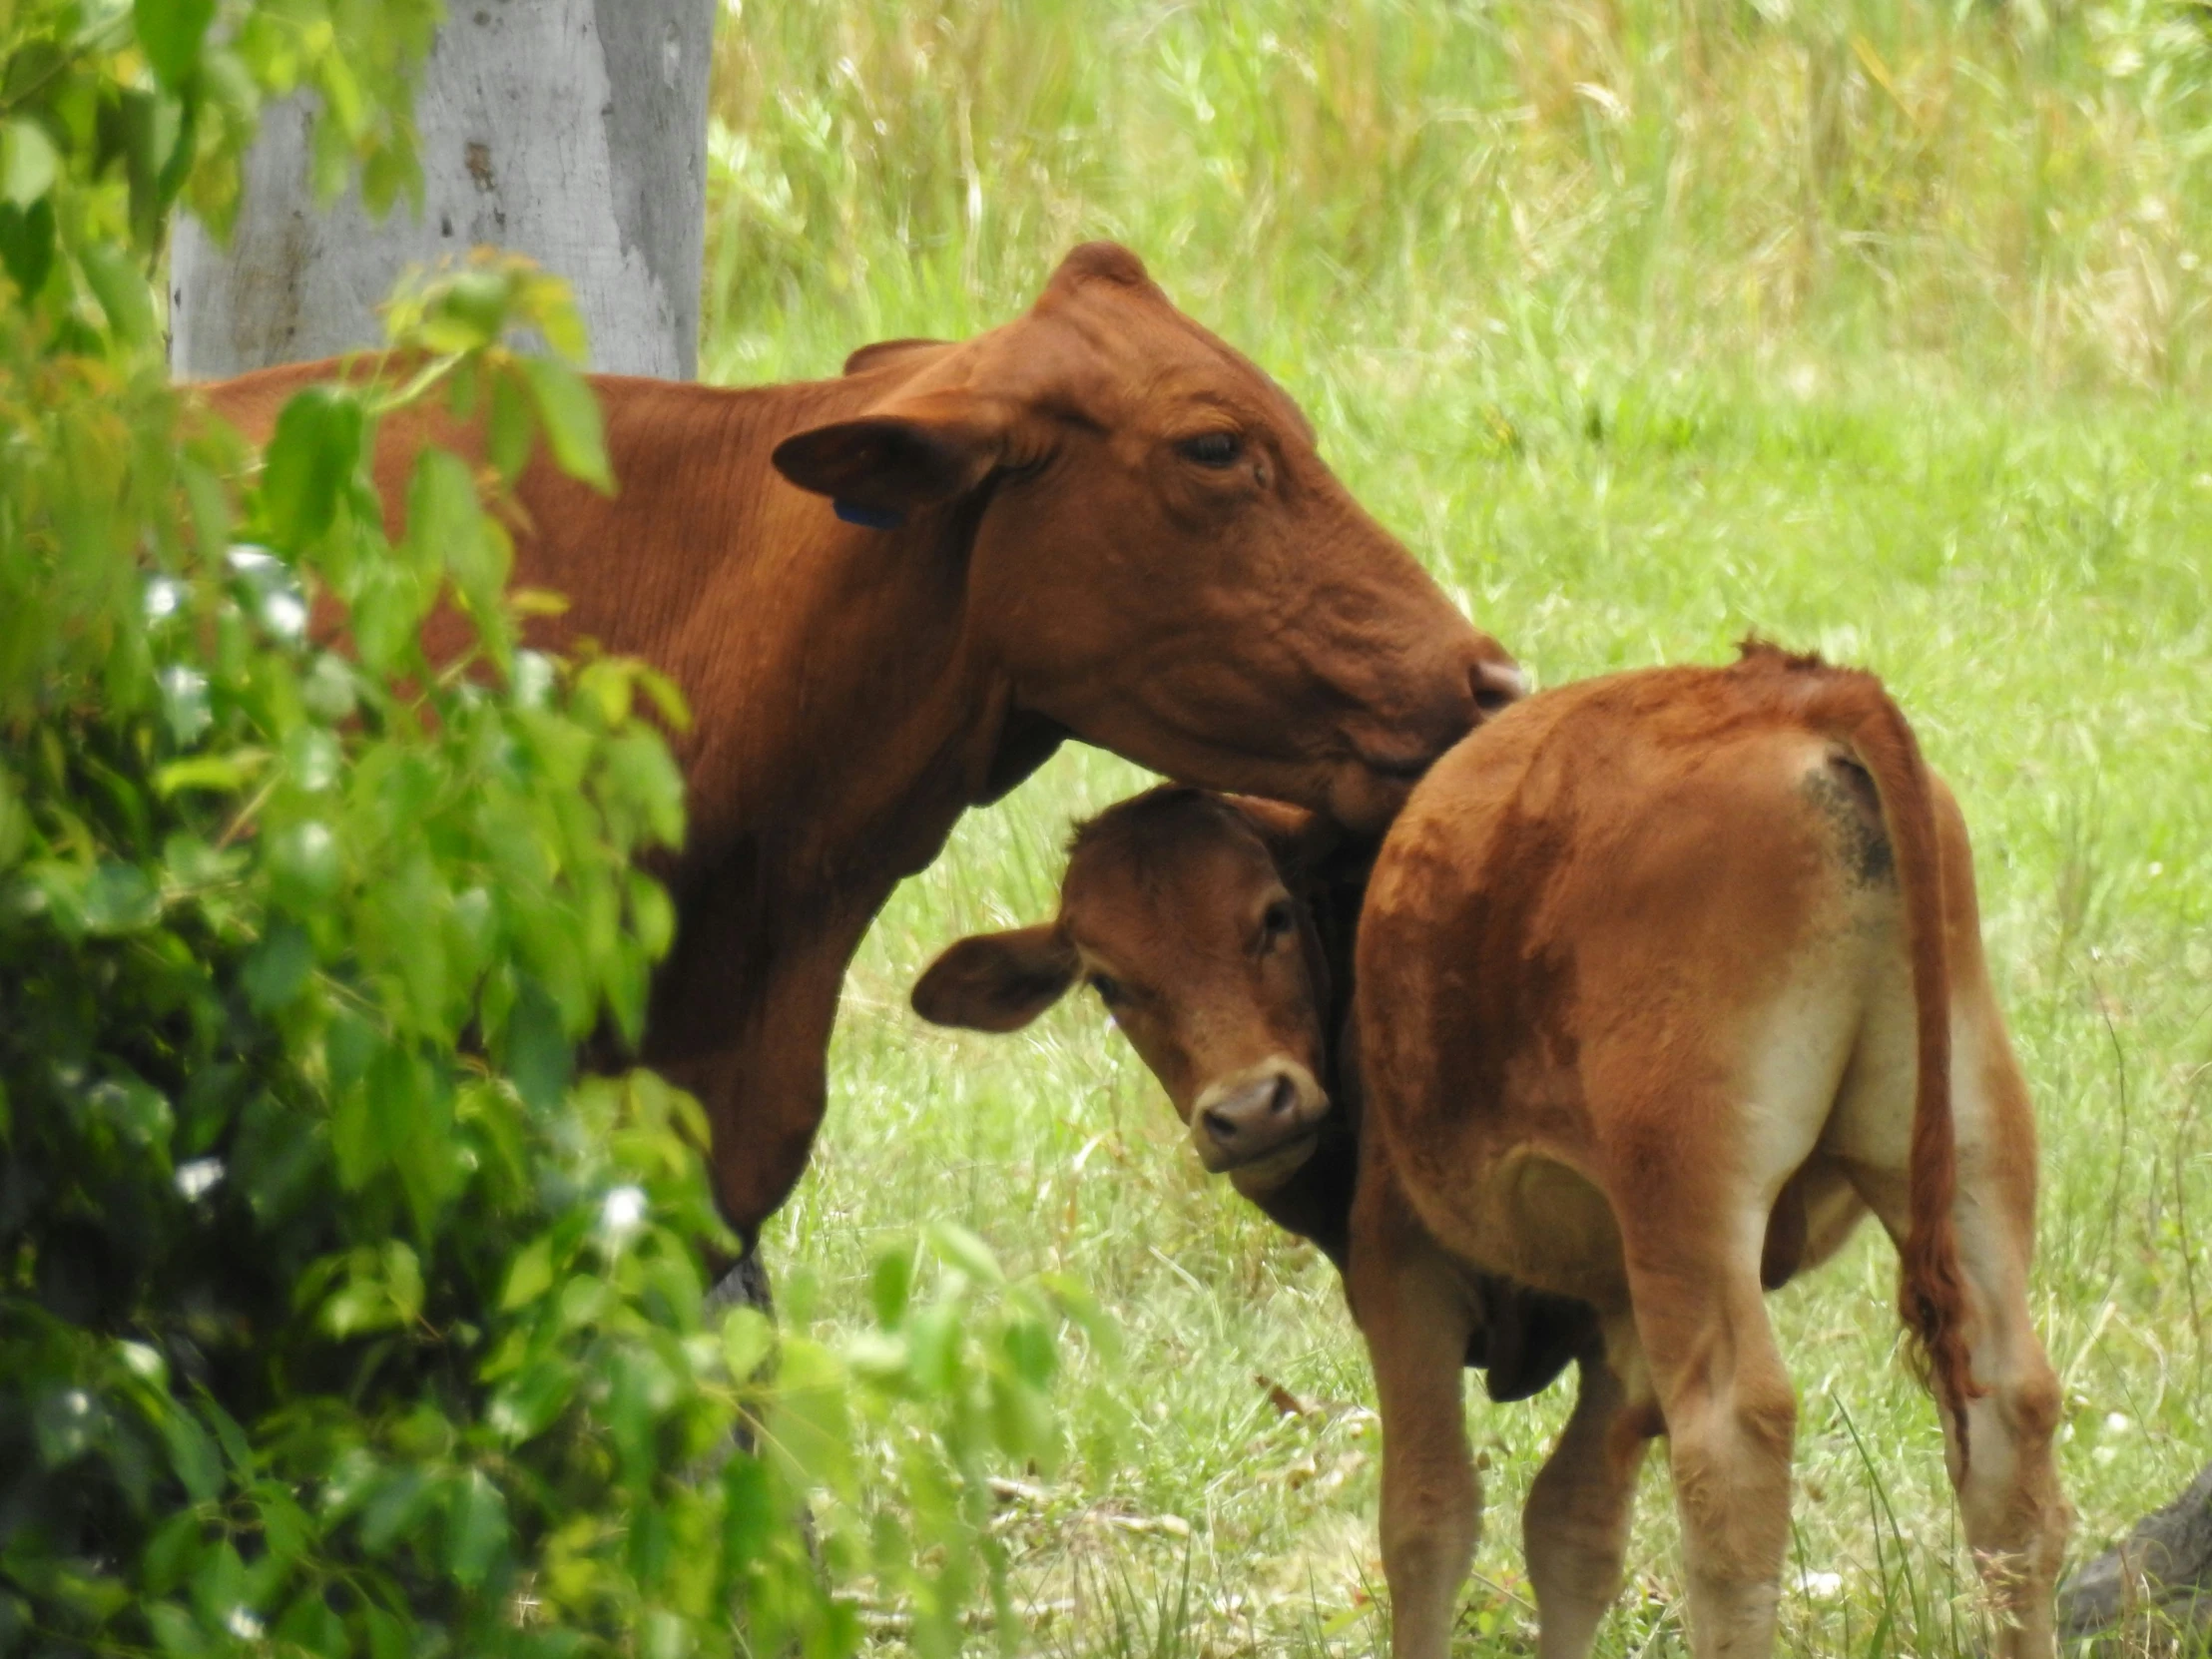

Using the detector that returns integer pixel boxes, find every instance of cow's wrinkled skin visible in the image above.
[200,242,1519,1249]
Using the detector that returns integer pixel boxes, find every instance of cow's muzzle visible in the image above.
[1192,1058,1331,1175]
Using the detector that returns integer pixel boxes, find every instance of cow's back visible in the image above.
[196,360,901,861]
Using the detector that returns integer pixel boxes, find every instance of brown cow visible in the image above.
[917,649,2070,1659]
[198,243,1520,1271]
[911,785,1598,1400]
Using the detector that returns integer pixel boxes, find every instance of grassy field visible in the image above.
[707,2,2212,1652]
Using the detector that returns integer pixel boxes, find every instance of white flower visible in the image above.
[144,576,186,621]
[226,1606,265,1640]
[600,1184,648,1244]
[1795,1569,1844,1601]
[176,1158,226,1200]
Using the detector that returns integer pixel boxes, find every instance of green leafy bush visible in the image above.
[0,5,1098,1655]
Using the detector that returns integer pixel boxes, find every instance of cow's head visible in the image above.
[911,788,1345,1186]
[771,243,1519,833]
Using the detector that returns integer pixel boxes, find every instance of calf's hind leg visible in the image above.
[1622,1215,1798,1658]
[1836,1064,2068,1653]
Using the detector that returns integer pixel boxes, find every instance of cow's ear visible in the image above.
[772,391,1006,520]
[1225,797,1344,874]
[842,337,951,377]
[911,923,1077,1033]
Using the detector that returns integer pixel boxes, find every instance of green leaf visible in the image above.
[260,387,365,547]
[446,1470,509,1587]
[136,0,218,90]
[486,1360,575,1445]
[487,369,534,482]
[1,119,57,207]
[268,820,340,906]
[871,1248,914,1329]
[242,920,313,1011]
[926,1221,1005,1286]
[361,1608,409,1659]
[721,1307,775,1382]
[91,1075,173,1148]
[147,1601,209,1658]
[499,1235,556,1311]
[159,664,211,746]
[401,447,480,576]
[503,975,570,1113]
[521,357,612,492]
[358,1467,429,1553]
[80,241,159,345]
[155,752,268,797]
[0,198,56,295]
[0,767,27,871]
[81,862,160,933]
[159,1408,222,1503]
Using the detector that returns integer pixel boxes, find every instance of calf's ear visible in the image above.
[911,924,1078,1033]
[773,390,1007,519]
[1225,797,1345,873]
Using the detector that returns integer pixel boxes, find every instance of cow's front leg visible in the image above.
[1351,1165,1480,1659]
[648,858,880,1247]
[703,1243,775,1317]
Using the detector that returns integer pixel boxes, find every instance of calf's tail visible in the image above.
[1752,645,1982,1469]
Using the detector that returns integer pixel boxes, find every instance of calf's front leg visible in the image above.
[1351,1167,1481,1659]
[1523,1341,1654,1659]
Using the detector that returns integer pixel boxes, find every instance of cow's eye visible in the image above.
[1176,431,1243,468]
[1260,899,1297,947]
[1089,973,1125,1007]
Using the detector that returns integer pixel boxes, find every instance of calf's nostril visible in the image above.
[1267,1074,1297,1117]
[1202,1107,1239,1144]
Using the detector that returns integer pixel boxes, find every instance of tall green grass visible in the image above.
[709,2,2212,1652]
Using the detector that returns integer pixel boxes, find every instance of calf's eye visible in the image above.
[1260,899,1297,947]
[1176,431,1243,468]
[1089,973,1125,1007]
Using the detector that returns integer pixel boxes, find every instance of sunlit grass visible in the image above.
[714,2,2212,1651]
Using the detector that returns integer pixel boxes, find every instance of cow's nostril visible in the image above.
[1202,1107,1239,1144]
[1472,658,1528,716]
[1267,1074,1297,1117]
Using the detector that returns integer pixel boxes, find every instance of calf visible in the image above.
[1353,646,2067,1658]
[917,648,2068,1659]
[911,786,1594,1401]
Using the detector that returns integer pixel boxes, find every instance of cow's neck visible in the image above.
[501,370,1053,1238]
[510,371,1040,900]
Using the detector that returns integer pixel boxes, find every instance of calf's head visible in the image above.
[772,243,1519,832]
[911,789,1344,1183]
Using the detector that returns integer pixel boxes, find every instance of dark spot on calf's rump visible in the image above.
[1804,756,1893,886]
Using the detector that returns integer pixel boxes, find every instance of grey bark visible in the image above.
[170,0,715,379]
[2059,1459,2212,1651]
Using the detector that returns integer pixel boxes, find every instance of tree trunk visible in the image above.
[2059,1458,2212,1649]
[170,0,715,379]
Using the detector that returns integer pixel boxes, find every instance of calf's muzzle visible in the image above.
[1191,1057,1331,1176]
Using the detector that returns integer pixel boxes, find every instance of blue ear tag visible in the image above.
[834,499,904,530]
